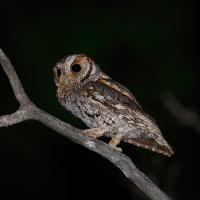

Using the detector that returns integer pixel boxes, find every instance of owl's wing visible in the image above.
[83,78,174,157]
[83,78,143,113]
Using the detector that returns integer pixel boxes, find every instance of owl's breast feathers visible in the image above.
[82,78,174,157]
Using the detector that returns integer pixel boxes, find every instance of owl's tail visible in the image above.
[126,137,174,157]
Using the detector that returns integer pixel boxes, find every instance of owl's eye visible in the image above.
[57,68,62,77]
[71,64,81,72]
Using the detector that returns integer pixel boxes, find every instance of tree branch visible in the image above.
[0,108,30,127]
[0,49,31,106]
[161,92,200,133]
[0,48,170,200]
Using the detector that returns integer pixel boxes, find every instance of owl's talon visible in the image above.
[109,144,122,152]
[83,127,109,138]
[108,132,123,152]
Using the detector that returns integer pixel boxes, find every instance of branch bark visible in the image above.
[0,48,170,200]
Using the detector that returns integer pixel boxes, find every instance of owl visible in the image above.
[53,54,174,156]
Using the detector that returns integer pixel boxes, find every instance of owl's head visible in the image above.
[53,54,103,92]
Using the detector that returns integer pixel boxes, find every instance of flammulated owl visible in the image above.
[53,54,174,156]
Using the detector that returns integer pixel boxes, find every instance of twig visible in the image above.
[0,48,170,200]
[161,93,200,133]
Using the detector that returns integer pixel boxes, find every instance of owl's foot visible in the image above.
[108,132,123,152]
[83,127,110,138]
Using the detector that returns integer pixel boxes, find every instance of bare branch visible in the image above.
[0,108,29,127]
[161,93,200,133]
[0,49,31,106]
[0,48,171,200]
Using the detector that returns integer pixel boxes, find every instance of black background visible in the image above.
[0,1,198,199]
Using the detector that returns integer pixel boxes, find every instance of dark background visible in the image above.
[0,1,198,200]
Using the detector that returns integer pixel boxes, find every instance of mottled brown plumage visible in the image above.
[53,54,174,156]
